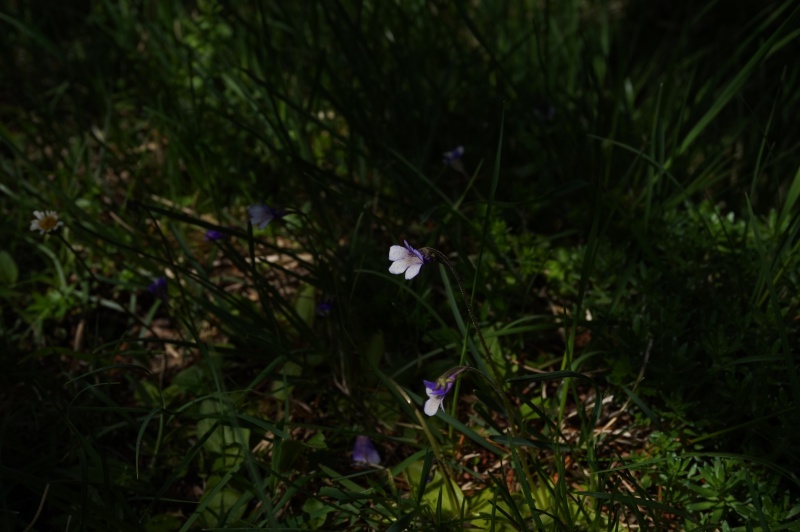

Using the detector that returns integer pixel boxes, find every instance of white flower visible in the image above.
[30,210,63,234]
[424,389,445,416]
[423,379,454,416]
[388,240,427,280]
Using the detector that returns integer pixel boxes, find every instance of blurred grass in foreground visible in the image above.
[1,0,800,529]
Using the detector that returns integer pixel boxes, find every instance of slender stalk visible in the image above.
[56,232,161,338]
[423,250,498,376]
[56,231,166,463]
[423,249,536,495]
[423,247,520,429]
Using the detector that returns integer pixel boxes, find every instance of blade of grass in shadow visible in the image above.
[485,469,526,529]
[644,82,665,233]
[421,398,505,456]
[177,459,243,532]
[440,265,491,378]
[508,439,548,530]
[0,12,62,57]
[417,449,435,507]
[507,371,603,428]
[181,316,278,527]
[673,1,799,161]
[0,465,141,531]
[750,68,783,202]
[579,491,689,523]
[138,415,220,521]
[620,386,662,431]
[135,406,165,480]
[689,406,794,445]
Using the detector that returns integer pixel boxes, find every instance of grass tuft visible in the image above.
[2,0,799,529]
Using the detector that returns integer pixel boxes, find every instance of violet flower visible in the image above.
[352,435,381,466]
[248,204,285,230]
[423,367,468,416]
[316,300,334,317]
[423,379,455,416]
[204,229,225,241]
[442,145,465,172]
[388,240,430,280]
[148,277,168,301]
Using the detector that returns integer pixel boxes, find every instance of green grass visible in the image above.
[2,0,800,529]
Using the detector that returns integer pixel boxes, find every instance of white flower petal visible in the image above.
[389,259,408,274]
[388,245,407,261]
[389,256,419,275]
[404,262,422,279]
[424,395,444,416]
[30,211,62,234]
[365,447,381,465]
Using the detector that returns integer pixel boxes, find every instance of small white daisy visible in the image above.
[30,210,63,235]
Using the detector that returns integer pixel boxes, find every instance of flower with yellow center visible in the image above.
[30,210,63,234]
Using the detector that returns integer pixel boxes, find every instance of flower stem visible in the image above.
[423,247,519,428]
[56,232,162,339]
[422,246,534,497]
[425,250,497,371]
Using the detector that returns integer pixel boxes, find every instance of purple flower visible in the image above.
[388,240,429,280]
[248,204,285,230]
[443,145,464,165]
[148,277,168,300]
[204,229,225,241]
[423,367,467,416]
[352,435,381,466]
[442,145,465,172]
[316,300,334,317]
[423,379,455,416]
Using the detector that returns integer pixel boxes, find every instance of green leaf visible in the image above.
[198,474,246,528]
[0,251,18,286]
[404,460,465,517]
[197,399,250,461]
[294,282,317,327]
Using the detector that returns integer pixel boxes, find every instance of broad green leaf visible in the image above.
[0,251,18,286]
